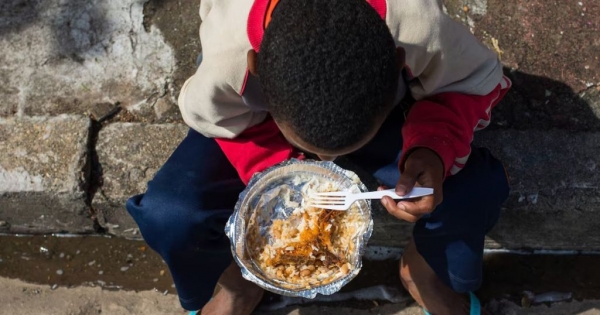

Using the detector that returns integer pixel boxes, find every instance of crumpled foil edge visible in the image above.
[225,159,374,298]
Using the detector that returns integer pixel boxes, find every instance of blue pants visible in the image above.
[126,106,509,310]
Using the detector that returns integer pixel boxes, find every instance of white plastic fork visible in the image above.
[307,187,434,210]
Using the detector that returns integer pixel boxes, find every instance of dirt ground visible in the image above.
[2,235,600,314]
[1,276,600,315]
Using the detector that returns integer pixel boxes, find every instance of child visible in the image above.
[126,0,511,314]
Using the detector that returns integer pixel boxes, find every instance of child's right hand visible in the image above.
[379,148,444,223]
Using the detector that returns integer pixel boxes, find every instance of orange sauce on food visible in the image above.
[266,208,344,267]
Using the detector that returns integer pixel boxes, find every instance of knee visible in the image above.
[126,189,205,251]
[126,190,223,252]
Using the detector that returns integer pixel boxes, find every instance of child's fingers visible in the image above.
[380,196,420,223]
[397,196,436,217]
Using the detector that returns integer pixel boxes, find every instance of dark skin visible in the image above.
[248,48,445,220]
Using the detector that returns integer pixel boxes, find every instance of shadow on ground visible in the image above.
[0,0,111,63]
[0,0,43,37]
[491,68,600,131]
[142,0,202,89]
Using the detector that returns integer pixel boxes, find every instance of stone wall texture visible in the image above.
[1,0,599,251]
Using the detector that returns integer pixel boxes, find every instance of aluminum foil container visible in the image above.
[225,159,373,298]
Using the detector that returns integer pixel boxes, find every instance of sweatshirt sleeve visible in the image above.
[399,78,511,177]
[215,117,305,184]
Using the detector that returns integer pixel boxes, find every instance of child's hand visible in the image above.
[380,148,444,223]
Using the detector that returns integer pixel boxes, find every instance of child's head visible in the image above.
[249,0,402,160]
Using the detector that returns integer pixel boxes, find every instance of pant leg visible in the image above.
[126,129,245,310]
[346,104,509,293]
[412,147,508,292]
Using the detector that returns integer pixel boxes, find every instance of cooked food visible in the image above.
[246,176,363,289]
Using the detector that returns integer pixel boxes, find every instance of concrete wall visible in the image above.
[1,0,599,250]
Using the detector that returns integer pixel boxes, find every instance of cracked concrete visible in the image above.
[0,115,93,234]
[93,123,188,237]
[0,0,176,121]
[0,0,599,248]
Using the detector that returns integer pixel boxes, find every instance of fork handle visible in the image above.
[357,188,434,200]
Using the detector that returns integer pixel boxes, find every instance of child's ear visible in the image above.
[395,47,406,70]
[247,49,259,76]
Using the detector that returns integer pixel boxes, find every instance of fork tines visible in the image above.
[307,195,346,206]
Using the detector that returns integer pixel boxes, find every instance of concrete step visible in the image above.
[367,129,600,250]
[0,116,93,234]
[2,117,599,250]
[89,123,600,250]
[92,123,188,237]
[476,130,600,250]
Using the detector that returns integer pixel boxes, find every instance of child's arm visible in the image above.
[400,79,511,177]
[389,0,511,177]
[214,117,304,184]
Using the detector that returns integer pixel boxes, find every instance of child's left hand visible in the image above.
[379,148,444,223]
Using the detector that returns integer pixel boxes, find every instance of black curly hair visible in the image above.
[257,0,399,151]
